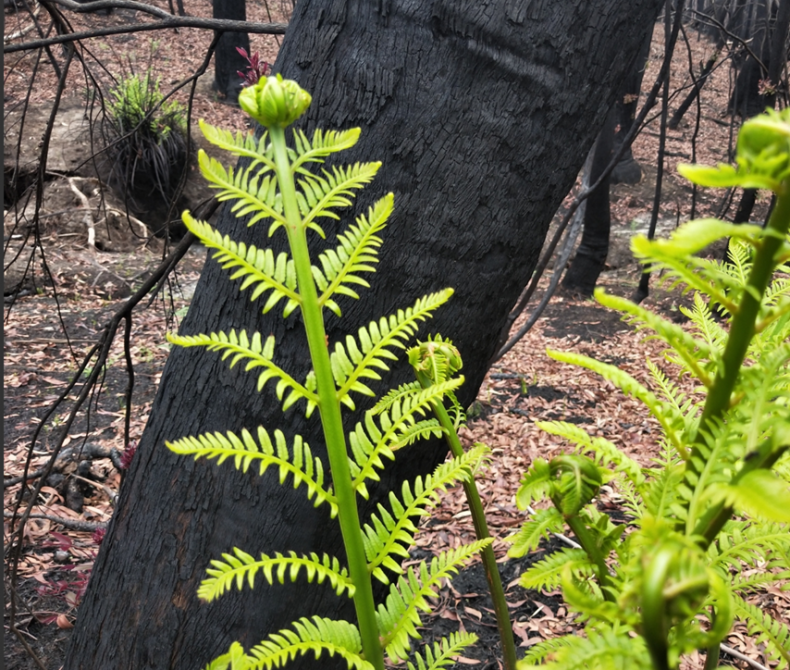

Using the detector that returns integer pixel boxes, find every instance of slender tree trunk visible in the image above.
[212,0,249,104]
[562,109,616,296]
[65,1,664,668]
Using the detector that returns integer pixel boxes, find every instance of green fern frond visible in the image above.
[730,569,790,594]
[645,360,699,438]
[537,421,645,487]
[642,459,683,520]
[206,617,372,670]
[197,150,286,232]
[363,447,486,582]
[680,292,729,354]
[507,507,565,558]
[406,632,478,670]
[593,290,718,389]
[348,379,463,494]
[711,522,790,573]
[291,127,362,172]
[332,290,455,408]
[546,349,693,458]
[198,548,354,602]
[709,469,790,522]
[732,596,790,666]
[166,427,337,516]
[519,547,595,591]
[167,329,318,413]
[315,195,391,316]
[377,540,493,662]
[515,458,553,510]
[198,120,276,170]
[296,163,382,238]
[182,213,301,318]
[519,628,650,670]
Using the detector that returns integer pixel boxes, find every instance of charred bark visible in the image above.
[562,109,616,296]
[212,0,249,104]
[65,1,664,668]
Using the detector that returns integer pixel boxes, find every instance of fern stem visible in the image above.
[694,439,787,547]
[561,514,616,602]
[269,125,385,670]
[684,183,790,535]
[414,370,518,670]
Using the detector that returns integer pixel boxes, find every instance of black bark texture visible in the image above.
[562,109,616,296]
[65,1,663,668]
[213,0,250,103]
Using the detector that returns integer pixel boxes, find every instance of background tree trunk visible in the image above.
[562,109,616,296]
[65,1,664,668]
[212,0,249,104]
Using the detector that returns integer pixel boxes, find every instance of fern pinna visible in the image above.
[165,74,491,670]
[510,108,790,670]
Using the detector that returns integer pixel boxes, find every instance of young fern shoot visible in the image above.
[510,108,790,670]
[165,75,493,670]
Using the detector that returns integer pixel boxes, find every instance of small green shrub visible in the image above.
[509,108,790,670]
[104,71,189,209]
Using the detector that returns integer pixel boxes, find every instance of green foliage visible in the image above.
[166,75,484,670]
[512,108,790,670]
[104,69,189,206]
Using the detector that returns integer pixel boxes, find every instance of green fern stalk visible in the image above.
[166,74,493,670]
[510,108,790,670]
[409,339,518,670]
[268,122,385,669]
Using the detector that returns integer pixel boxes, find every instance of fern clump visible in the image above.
[510,108,790,670]
[165,74,495,670]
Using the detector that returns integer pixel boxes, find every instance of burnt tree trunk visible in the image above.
[562,109,616,296]
[213,0,250,104]
[65,1,663,668]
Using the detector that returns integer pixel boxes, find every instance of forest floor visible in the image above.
[3,4,787,670]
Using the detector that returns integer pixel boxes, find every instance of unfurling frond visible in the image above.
[166,427,337,516]
[331,290,455,409]
[348,379,465,496]
[167,329,318,414]
[206,617,372,670]
[376,540,493,662]
[363,446,488,583]
[198,549,354,602]
[181,213,300,317]
[406,632,479,670]
[315,195,391,316]
[507,507,565,558]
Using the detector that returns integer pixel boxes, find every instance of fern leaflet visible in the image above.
[315,195,391,316]
[182,213,301,317]
[331,290,455,409]
[198,549,354,601]
[206,617,372,670]
[167,329,318,413]
[406,632,479,670]
[363,447,486,583]
[166,427,337,516]
[376,540,492,662]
